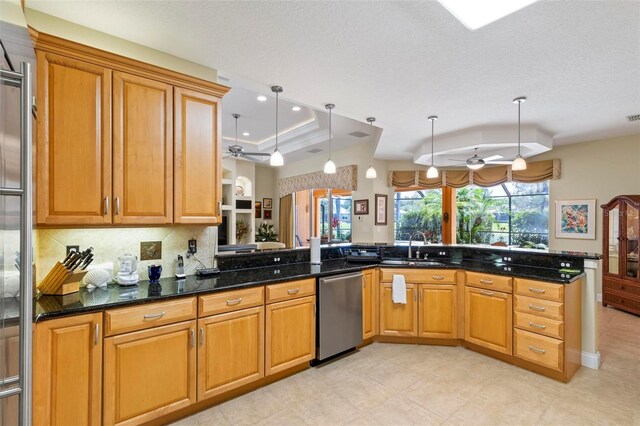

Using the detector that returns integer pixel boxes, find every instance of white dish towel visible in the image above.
[392,274,407,304]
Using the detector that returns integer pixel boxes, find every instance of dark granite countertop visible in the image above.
[34,254,585,322]
[34,259,376,322]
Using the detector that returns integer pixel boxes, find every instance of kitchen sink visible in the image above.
[380,259,445,267]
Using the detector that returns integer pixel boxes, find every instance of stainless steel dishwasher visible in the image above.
[316,272,363,361]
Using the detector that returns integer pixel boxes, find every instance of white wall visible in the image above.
[25,8,217,82]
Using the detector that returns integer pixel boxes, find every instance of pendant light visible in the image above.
[426,115,439,178]
[324,103,336,174]
[512,96,527,171]
[365,117,377,179]
[269,85,284,167]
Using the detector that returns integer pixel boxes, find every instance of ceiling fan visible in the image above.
[448,148,515,170]
[223,113,271,162]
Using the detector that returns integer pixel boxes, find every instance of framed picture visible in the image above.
[354,199,369,215]
[255,201,262,219]
[263,209,272,220]
[263,198,273,209]
[555,199,596,239]
[375,194,388,225]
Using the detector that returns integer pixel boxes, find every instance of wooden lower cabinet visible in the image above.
[33,313,102,426]
[1,325,19,425]
[464,286,513,355]
[197,306,264,400]
[362,269,377,339]
[379,283,418,337]
[418,284,457,339]
[266,295,316,375]
[103,321,197,426]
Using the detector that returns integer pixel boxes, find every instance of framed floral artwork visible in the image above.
[555,199,596,239]
[375,194,388,225]
[354,199,369,215]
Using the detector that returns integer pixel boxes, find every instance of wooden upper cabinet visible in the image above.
[174,87,222,224]
[33,313,103,426]
[36,51,112,225]
[113,72,173,224]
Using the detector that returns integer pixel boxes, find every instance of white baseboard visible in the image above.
[597,293,602,303]
[581,351,601,369]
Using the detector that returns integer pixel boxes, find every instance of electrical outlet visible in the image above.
[188,239,197,254]
[140,241,162,261]
[66,245,79,255]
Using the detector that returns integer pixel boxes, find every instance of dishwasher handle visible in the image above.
[320,272,363,284]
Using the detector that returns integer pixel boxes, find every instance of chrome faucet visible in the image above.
[408,232,427,259]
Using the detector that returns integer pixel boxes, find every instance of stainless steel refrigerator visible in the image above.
[0,0,34,424]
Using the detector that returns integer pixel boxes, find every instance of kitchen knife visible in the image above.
[79,254,94,270]
[64,253,81,269]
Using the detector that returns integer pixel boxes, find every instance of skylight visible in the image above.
[437,0,540,30]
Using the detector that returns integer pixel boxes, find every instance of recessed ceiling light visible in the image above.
[437,0,539,30]
[292,106,301,111]
[242,132,250,136]
[257,95,267,102]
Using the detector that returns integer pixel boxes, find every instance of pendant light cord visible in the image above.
[329,107,332,158]
[431,119,435,167]
[517,100,521,156]
[370,120,374,160]
[275,91,279,151]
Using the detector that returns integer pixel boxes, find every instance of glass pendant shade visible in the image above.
[512,155,527,171]
[324,159,336,174]
[467,163,484,170]
[427,165,439,179]
[270,149,284,166]
[366,165,377,179]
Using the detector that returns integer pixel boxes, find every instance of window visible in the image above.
[393,182,549,248]
[456,182,549,247]
[394,189,442,242]
[294,188,352,246]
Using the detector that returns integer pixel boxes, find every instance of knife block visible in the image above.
[37,262,88,295]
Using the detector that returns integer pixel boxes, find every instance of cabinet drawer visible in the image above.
[604,279,640,298]
[104,297,196,336]
[380,268,456,284]
[199,287,264,316]
[266,279,315,304]
[515,278,564,302]
[465,271,512,293]
[514,295,564,320]
[514,311,564,340]
[514,329,563,372]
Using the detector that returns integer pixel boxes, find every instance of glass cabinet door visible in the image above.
[607,205,620,276]
[625,204,639,279]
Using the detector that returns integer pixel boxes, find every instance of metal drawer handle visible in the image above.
[104,196,109,215]
[190,329,195,347]
[529,345,547,354]
[480,279,494,284]
[94,324,100,346]
[432,275,445,280]
[115,197,120,215]
[529,321,547,329]
[287,288,300,295]
[480,290,495,296]
[529,287,546,294]
[199,327,205,346]
[528,304,546,312]
[226,298,243,306]
[143,311,166,320]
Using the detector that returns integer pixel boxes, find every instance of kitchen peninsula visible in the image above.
[32,244,599,425]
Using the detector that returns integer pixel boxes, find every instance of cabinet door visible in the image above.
[33,313,102,426]
[362,270,377,339]
[174,87,222,224]
[464,286,512,355]
[418,284,457,339]
[198,306,264,400]
[379,283,418,337]
[36,51,112,225]
[113,72,173,224]
[0,326,19,425]
[266,296,316,375]
[103,321,196,426]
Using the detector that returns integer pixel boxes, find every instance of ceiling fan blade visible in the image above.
[482,155,504,162]
[241,155,266,162]
[223,153,234,158]
[486,160,514,164]
[242,152,272,157]
[447,159,468,162]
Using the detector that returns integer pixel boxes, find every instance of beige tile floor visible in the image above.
[173,304,640,425]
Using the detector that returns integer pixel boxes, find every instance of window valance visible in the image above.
[389,159,560,190]
[278,165,358,198]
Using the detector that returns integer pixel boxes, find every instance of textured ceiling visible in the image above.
[28,0,640,160]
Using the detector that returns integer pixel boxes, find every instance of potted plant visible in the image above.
[255,222,279,242]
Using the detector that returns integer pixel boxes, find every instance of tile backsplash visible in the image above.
[34,226,218,283]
